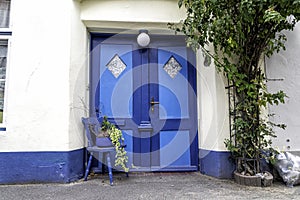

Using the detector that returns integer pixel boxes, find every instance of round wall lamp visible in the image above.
[137,31,150,47]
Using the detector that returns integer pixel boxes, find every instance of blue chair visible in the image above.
[82,117,115,185]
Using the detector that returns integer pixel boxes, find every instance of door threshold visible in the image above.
[129,166,198,172]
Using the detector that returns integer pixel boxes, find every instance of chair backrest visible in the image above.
[82,117,101,147]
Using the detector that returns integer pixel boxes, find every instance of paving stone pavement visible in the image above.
[0,172,299,200]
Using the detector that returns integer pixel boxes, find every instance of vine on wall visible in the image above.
[171,0,300,175]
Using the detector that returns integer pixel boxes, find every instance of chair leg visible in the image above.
[106,153,114,186]
[84,154,93,181]
[98,153,103,173]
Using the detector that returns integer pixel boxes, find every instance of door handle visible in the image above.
[150,97,159,106]
[150,97,159,112]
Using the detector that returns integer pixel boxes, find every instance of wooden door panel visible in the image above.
[91,34,198,171]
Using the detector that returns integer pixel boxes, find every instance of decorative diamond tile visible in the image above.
[163,56,182,78]
[106,54,126,78]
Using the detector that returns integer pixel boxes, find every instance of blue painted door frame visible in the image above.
[90,33,198,171]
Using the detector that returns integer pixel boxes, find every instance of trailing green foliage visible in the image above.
[101,116,129,172]
[172,0,300,175]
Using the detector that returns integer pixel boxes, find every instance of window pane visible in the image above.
[0,0,11,28]
[0,57,6,79]
[0,81,5,123]
[0,40,7,80]
[0,40,7,123]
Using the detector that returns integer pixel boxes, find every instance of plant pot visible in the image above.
[234,171,262,186]
[261,171,273,187]
[234,171,273,187]
[96,137,113,147]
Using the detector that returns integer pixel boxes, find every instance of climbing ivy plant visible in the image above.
[172,0,300,175]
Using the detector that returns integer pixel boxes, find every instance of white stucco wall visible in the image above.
[68,1,89,150]
[0,0,88,152]
[197,49,229,152]
[80,0,186,31]
[267,23,300,152]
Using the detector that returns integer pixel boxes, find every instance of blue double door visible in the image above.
[90,34,198,171]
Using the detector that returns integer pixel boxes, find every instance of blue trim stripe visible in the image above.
[199,149,235,179]
[0,149,85,184]
[0,127,6,131]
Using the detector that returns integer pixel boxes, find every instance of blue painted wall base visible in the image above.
[0,149,84,184]
[199,149,235,179]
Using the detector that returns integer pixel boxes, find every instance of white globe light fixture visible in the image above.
[137,31,150,47]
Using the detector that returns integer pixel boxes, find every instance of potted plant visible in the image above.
[171,0,300,186]
[95,116,129,173]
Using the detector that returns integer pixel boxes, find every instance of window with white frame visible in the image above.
[0,0,10,28]
[0,0,10,125]
[0,39,7,123]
